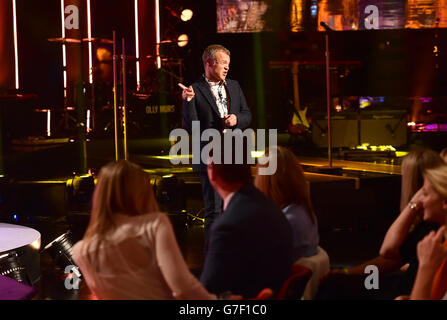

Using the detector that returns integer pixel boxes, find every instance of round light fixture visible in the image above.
[181,9,193,22]
[177,34,189,47]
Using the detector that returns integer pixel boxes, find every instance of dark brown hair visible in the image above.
[254,146,316,224]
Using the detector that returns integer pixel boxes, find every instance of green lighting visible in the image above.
[253,33,266,128]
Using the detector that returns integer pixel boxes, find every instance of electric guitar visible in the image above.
[288,61,310,135]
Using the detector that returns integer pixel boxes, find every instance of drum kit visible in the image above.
[46,34,184,153]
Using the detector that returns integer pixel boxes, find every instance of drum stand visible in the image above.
[112,31,129,161]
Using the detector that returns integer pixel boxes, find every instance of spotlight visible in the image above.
[66,174,95,212]
[43,231,78,272]
[154,175,185,212]
[0,251,30,285]
[181,9,193,22]
[177,34,189,47]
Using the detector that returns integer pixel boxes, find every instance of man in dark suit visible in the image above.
[199,136,293,298]
[179,45,252,239]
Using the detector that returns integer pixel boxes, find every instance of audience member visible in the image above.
[200,137,293,298]
[325,148,444,298]
[72,160,217,300]
[254,146,319,261]
[440,147,447,163]
[409,164,447,299]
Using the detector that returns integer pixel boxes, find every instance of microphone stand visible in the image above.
[313,22,343,175]
[121,38,129,161]
[113,31,119,161]
[321,22,333,167]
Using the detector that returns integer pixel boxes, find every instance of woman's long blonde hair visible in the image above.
[424,164,447,200]
[84,160,160,241]
[400,148,444,211]
[424,164,447,226]
[254,146,316,224]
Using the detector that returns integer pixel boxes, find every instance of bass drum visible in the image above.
[127,92,182,139]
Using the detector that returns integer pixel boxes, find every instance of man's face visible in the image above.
[207,50,230,82]
[421,179,447,225]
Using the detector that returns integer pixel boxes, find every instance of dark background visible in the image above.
[10,0,447,132]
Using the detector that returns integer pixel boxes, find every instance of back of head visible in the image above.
[254,146,316,224]
[84,160,159,240]
[209,131,253,185]
[400,148,445,211]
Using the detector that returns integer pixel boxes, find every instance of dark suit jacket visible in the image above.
[200,183,294,298]
[182,77,252,134]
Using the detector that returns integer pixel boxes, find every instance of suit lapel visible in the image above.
[197,79,221,118]
[225,80,235,114]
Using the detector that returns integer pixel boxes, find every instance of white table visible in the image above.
[0,223,41,253]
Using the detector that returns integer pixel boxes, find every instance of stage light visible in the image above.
[177,34,189,47]
[47,110,51,137]
[155,0,162,69]
[61,0,67,98]
[87,0,93,85]
[87,109,91,132]
[181,9,193,22]
[154,175,185,212]
[0,251,30,285]
[12,0,19,90]
[134,0,141,90]
[43,231,77,271]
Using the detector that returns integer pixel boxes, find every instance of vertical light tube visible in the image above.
[86,109,91,132]
[12,0,19,90]
[47,110,51,137]
[61,0,67,98]
[155,0,161,69]
[87,0,93,84]
[134,0,141,90]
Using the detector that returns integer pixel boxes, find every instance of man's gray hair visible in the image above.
[202,44,230,68]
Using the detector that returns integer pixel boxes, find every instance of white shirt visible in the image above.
[72,213,216,300]
[205,76,228,119]
[223,192,235,211]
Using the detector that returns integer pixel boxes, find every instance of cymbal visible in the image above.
[82,37,114,44]
[48,37,82,44]
[157,40,188,44]
[145,55,167,59]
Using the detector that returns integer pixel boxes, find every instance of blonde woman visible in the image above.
[254,146,319,261]
[440,148,447,163]
[381,148,444,260]
[323,149,444,299]
[72,161,217,300]
[410,164,447,299]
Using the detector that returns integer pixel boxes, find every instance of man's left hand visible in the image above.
[224,114,238,128]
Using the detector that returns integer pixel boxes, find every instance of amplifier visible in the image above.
[312,112,359,148]
[360,109,407,146]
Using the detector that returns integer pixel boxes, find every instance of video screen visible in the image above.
[217,0,447,33]
[216,0,272,33]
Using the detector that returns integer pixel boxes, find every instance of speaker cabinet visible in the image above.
[360,110,407,146]
[312,112,359,148]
